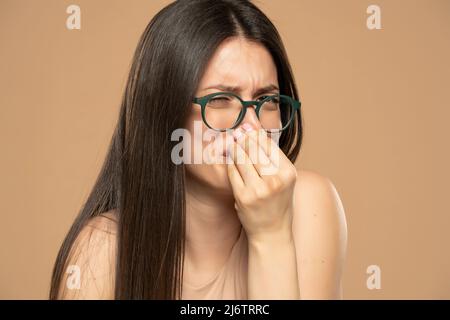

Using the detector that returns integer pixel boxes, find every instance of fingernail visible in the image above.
[242,123,253,132]
[226,143,231,155]
[233,128,243,141]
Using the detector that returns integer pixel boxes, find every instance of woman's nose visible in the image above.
[239,106,262,130]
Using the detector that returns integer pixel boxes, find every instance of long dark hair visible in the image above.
[49,0,303,300]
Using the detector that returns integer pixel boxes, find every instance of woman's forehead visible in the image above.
[198,38,278,91]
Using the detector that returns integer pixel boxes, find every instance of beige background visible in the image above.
[1,0,449,299]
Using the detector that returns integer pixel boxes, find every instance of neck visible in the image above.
[184,173,242,274]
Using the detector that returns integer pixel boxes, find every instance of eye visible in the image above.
[258,95,278,102]
[257,95,270,101]
[210,97,230,102]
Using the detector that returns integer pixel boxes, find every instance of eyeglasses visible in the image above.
[192,92,301,132]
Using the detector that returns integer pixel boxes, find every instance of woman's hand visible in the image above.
[226,122,298,244]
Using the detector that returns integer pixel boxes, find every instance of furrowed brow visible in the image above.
[203,84,279,97]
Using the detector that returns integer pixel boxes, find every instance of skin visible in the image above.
[58,37,347,299]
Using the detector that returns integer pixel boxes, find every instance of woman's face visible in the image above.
[184,37,279,193]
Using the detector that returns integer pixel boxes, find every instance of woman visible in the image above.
[50,0,347,300]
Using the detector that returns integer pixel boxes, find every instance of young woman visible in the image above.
[50,0,347,300]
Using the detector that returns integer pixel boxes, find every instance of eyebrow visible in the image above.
[202,84,280,97]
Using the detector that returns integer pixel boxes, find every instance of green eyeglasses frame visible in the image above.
[192,91,301,132]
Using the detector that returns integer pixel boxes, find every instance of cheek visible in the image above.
[183,116,233,191]
[184,110,233,163]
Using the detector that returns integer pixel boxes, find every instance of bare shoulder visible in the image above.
[293,169,346,221]
[292,169,348,299]
[57,209,119,300]
[294,169,336,197]
[86,210,119,234]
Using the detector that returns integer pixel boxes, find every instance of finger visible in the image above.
[226,152,244,191]
[233,126,273,177]
[241,124,291,175]
[228,138,262,186]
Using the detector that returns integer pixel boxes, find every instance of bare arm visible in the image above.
[247,220,300,299]
[292,170,348,299]
[245,170,348,300]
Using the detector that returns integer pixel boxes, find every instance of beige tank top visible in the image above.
[181,227,248,300]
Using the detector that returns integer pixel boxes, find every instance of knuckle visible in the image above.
[255,186,271,200]
[284,166,298,184]
[265,175,283,192]
[238,190,257,206]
